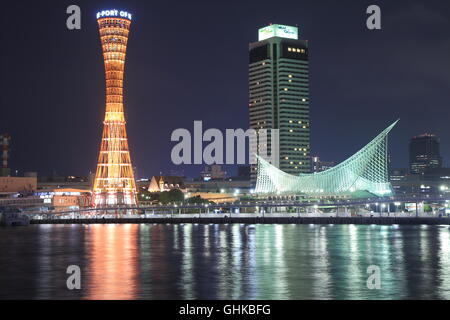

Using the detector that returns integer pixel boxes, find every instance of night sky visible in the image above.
[1,0,450,179]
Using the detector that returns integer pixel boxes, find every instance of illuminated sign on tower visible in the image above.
[92,10,137,207]
[96,9,132,20]
[258,24,299,41]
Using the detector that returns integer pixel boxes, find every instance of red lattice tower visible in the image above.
[92,11,137,207]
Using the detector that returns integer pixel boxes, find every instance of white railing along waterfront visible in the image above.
[26,211,448,221]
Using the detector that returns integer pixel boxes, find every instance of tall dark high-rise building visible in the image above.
[409,134,442,175]
[249,24,310,180]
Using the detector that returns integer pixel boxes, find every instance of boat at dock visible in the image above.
[0,208,30,226]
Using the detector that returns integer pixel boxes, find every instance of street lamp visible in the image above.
[394,202,401,214]
[313,204,319,214]
[381,204,386,216]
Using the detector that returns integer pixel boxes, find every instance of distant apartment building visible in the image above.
[37,175,91,191]
[390,167,450,196]
[389,168,408,182]
[311,156,335,173]
[0,177,37,193]
[409,134,442,175]
[389,168,408,194]
[249,24,310,180]
[200,165,226,181]
[236,165,251,181]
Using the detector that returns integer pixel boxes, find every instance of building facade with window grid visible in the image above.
[249,24,310,181]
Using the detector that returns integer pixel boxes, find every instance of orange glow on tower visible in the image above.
[93,10,137,207]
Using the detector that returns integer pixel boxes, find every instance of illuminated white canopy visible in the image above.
[255,120,399,198]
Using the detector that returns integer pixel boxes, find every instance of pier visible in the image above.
[28,213,450,225]
[8,194,450,226]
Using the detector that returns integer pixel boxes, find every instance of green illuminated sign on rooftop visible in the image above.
[258,24,299,41]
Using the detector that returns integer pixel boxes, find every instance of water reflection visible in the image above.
[180,224,194,299]
[1,224,450,299]
[85,224,139,299]
[438,227,450,299]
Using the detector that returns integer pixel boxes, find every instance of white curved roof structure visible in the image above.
[255,120,399,198]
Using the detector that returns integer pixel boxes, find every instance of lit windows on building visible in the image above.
[409,133,442,175]
[287,47,306,53]
[249,24,310,178]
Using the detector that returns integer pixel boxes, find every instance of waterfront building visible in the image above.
[200,165,227,181]
[92,10,137,206]
[146,175,250,201]
[390,167,450,196]
[389,168,408,194]
[35,188,92,210]
[184,179,252,194]
[0,176,37,193]
[182,192,238,204]
[255,121,397,198]
[148,176,186,193]
[0,193,43,208]
[409,134,442,175]
[38,175,91,190]
[389,168,408,182]
[249,24,310,180]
